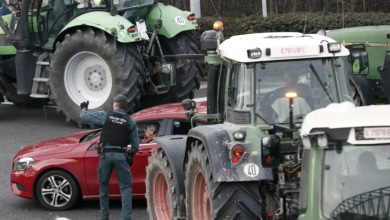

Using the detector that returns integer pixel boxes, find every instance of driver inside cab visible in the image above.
[267,72,312,123]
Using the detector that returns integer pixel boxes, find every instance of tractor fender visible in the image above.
[146,3,198,39]
[59,11,143,44]
[185,125,274,182]
[346,62,375,105]
[348,68,375,105]
[378,50,390,103]
[152,135,188,217]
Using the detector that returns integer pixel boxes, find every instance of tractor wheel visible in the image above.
[185,141,262,220]
[141,31,203,109]
[146,148,179,220]
[0,72,48,107]
[36,170,80,211]
[349,79,363,106]
[49,28,145,127]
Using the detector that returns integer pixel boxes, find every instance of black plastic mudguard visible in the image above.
[185,125,274,182]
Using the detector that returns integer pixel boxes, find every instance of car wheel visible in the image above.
[36,170,80,211]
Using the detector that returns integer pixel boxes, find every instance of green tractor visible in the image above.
[325,26,390,106]
[145,22,355,219]
[0,0,203,127]
[298,102,390,220]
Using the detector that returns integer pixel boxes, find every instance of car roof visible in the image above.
[132,98,207,121]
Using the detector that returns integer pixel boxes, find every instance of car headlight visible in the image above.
[14,157,34,171]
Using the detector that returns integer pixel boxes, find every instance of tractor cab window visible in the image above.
[255,58,352,124]
[227,63,253,111]
[321,145,390,219]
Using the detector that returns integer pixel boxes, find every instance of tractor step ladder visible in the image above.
[30,52,50,98]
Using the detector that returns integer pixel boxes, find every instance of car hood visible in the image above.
[14,130,92,159]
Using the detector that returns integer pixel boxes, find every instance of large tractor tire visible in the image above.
[349,80,363,106]
[140,31,203,109]
[146,148,180,220]
[48,28,145,127]
[0,72,49,107]
[185,141,262,220]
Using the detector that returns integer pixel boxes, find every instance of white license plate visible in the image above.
[364,127,390,139]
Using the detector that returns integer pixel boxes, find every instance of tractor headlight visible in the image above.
[247,48,262,59]
[302,136,311,148]
[317,134,328,149]
[233,130,247,141]
[14,157,34,171]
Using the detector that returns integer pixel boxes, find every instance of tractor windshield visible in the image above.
[322,145,390,219]
[234,57,352,124]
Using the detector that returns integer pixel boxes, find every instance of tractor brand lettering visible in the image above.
[342,42,390,47]
[175,16,186,25]
[109,116,126,125]
[281,47,305,55]
[244,163,259,177]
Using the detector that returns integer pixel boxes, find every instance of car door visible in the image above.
[83,119,167,198]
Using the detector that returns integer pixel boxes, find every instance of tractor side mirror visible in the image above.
[261,135,281,168]
[160,63,176,87]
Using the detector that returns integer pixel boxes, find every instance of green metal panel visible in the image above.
[298,147,323,220]
[327,26,390,81]
[146,3,198,38]
[0,14,16,55]
[55,11,143,46]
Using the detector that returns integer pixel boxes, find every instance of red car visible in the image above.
[10,99,207,211]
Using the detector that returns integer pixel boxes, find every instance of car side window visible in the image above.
[137,121,161,141]
[172,120,208,135]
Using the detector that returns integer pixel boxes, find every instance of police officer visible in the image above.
[80,94,139,220]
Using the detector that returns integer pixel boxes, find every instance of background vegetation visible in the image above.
[168,0,390,38]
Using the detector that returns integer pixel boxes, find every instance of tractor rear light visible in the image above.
[188,14,196,21]
[232,145,244,156]
[127,26,136,33]
[231,145,244,164]
[232,156,240,164]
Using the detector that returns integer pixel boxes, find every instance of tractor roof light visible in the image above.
[213,21,224,32]
[247,48,262,59]
[328,43,341,53]
[233,130,247,141]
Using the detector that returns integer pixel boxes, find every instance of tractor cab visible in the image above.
[298,102,390,220]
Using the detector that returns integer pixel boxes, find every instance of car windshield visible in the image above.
[322,145,390,219]
[80,130,101,142]
[227,57,352,124]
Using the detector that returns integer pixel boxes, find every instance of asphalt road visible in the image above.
[0,82,206,220]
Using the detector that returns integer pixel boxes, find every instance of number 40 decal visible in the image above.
[175,16,186,25]
[244,163,260,177]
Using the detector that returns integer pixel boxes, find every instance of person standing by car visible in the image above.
[80,94,139,220]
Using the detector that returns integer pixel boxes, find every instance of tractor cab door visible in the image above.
[29,0,78,46]
[345,44,369,75]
